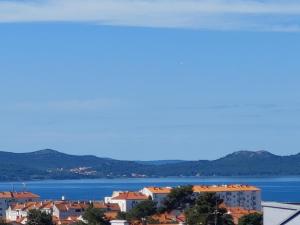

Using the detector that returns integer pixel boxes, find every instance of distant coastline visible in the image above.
[3,175,300,183]
[1,149,300,182]
[1,176,300,202]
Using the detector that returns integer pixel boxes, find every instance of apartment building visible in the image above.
[140,187,172,206]
[105,191,148,212]
[193,184,261,211]
[53,201,89,219]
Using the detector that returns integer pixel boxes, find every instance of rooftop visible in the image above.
[0,191,40,199]
[144,187,173,194]
[262,202,300,210]
[112,192,148,200]
[193,184,260,192]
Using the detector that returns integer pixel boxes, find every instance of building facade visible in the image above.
[193,185,261,211]
[105,191,148,212]
[53,202,88,219]
[6,201,52,222]
[140,187,172,207]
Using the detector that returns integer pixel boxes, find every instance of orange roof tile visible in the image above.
[0,192,39,199]
[104,211,119,220]
[224,205,260,224]
[93,202,120,211]
[12,192,40,199]
[11,201,53,211]
[112,192,148,200]
[193,184,260,193]
[0,192,13,198]
[54,202,89,212]
[145,187,172,194]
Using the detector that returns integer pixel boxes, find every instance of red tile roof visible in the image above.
[54,202,89,212]
[10,201,53,211]
[93,202,120,211]
[222,204,260,225]
[112,192,148,200]
[193,184,260,193]
[145,187,172,194]
[0,192,40,199]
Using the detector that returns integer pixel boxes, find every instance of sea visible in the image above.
[0,177,299,202]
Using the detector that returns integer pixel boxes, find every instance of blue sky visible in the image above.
[0,0,300,160]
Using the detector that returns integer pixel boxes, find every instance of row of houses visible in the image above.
[5,200,120,224]
[0,184,261,224]
[0,192,40,218]
[105,184,261,212]
[0,192,120,224]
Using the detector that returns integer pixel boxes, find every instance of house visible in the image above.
[105,192,148,212]
[53,215,81,225]
[93,201,120,212]
[53,201,89,219]
[140,187,172,206]
[6,201,52,222]
[193,184,261,211]
[262,202,300,225]
[151,210,185,224]
[0,192,40,219]
[225,205,260,225]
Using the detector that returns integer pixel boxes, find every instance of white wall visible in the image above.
[140,188,168,207]
[110,220,129,225]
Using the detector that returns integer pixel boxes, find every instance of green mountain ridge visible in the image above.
[0,149,300,181]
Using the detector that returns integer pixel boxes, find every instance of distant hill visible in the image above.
[0,149,300,181]
[136,160,186,165]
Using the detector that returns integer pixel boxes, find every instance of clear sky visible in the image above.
[1,0,300,160]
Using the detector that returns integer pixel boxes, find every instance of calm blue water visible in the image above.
[1,177,300,202]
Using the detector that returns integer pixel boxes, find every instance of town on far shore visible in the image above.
[0,184,297,225]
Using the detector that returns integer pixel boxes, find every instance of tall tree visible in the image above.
[161,185,194,211]
[127,200,157,220]
[27,209,54,225]
[238,213,263,225]
[185,193,234,225]
[81,206,110,225]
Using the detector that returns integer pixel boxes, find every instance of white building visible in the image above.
[193,185,261,211]
[262,202,300,225]
[0,192,40,219]
[6,201,52,222]
[53,201,88,219]
[105,191,148,212]
[140,187,172,206]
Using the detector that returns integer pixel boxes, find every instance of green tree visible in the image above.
[185,193,234,225]
[116,212,128,220]
[127,200,157,220]
[238,213,263,225]
[81,206,110,225]
[0,219,11,225]
[161,185,194,211]
[27,209,54,225]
